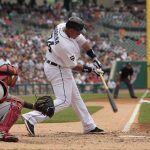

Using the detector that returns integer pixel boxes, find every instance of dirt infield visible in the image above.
[1,99,150,150]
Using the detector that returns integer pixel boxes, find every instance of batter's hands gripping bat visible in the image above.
[99,73,118,113]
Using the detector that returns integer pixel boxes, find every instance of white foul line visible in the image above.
[122,90,149,132]
[142,100,150,103]
[119,135,146,138]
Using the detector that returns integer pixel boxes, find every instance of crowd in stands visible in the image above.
[0,1,146,84]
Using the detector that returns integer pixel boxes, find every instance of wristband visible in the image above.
[86,49,96,59]
[93,57,102,68]
[83,65,92,73]
[23,101,34,109]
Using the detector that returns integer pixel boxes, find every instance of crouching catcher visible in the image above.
[0,64,35,142]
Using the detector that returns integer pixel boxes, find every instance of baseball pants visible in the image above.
[22,62,96,132]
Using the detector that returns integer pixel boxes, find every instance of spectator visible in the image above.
[0,53,11,65]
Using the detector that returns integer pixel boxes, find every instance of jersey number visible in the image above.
[70,56,75,61]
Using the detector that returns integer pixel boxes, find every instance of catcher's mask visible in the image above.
[0,64,18,87]
[0,80,8,103]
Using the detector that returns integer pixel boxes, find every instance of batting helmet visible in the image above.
[0,64,18,87]
[66,17,84,32]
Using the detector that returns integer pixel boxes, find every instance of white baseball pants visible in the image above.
[22,62,96,132]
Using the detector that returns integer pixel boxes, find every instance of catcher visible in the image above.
[0,64,55,142]
[0,64,35,142]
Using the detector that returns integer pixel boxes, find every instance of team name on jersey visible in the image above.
[47,27,59,52]
[54,27,59,45]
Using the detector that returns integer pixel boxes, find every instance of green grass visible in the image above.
[138,90,150,124]
[19,94,107,103]
[17,89,149,124]
[81,93,107,101]
[18,90,146,103]
[18,94,103,124]
[113,91,144,99]
[145,91,150,98]
[139,103,150,123]
[17,106,103,124]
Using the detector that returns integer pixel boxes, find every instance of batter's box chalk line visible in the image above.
[119,135,148,138]
[141,99,150,104]
[122,90,149,132]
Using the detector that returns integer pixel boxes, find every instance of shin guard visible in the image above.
[0,100,22,133]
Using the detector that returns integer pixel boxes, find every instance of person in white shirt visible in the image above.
[0,54,11,66]
[22,16,105,136]
[108,79,116,93]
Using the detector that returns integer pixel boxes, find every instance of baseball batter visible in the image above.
[22,17,105,136]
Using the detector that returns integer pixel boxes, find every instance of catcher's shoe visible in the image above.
[22,115,35,136]
[0,132,18,142]
[88,127,105,134]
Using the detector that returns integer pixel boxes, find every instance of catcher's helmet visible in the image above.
[0,64,18,87]
[66,17,84,32]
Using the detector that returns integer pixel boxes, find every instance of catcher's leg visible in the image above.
[0,100,22,142]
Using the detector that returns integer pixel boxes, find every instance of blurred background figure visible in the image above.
[113,63,137,99]
[0,53,11,65]
[0,0,146,92]
[107,79,116,93]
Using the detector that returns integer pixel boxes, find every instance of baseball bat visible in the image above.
[99,74,118,112]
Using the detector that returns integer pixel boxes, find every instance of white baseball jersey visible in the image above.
[46,23,87,68]
[22,23,97,133]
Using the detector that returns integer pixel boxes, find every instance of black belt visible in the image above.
[46,60,59,66]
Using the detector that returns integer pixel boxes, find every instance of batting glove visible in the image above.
[93,68,104,76]
[93,58,102,69]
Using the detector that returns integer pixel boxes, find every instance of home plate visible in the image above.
[119,135,146,138]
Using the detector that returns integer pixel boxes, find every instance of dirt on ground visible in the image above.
[0,98,150,150]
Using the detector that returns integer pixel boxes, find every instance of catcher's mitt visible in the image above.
[34,96,55,118]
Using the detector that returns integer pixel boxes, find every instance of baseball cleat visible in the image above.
[0,132,18,142]
[22,115,35,136]
[131,96,137,99]
[87,127,106,134]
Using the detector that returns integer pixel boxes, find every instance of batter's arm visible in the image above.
[81,41,92,53]
[81,42,102,69]
[72,64,93,73]
[72,64,83,72]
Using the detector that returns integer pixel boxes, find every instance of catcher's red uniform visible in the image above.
[0,64,22,142]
